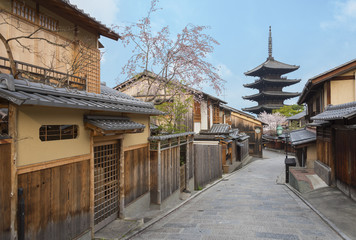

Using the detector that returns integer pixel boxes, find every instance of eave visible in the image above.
[34,0,120,40]
[243,91,300,101]
[244,57,299,77]
[244,78,301,89]
[298,59,356,104]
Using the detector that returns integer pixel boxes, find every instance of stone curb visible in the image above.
[123,156,254,239]
[284,183,351,240]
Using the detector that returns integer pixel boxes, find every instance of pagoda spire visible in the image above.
[268,26,272,59]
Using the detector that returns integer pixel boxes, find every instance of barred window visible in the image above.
[13,1,36,23]
[39,125,78,141]
[12,0,58,31]
[39,14,58,31]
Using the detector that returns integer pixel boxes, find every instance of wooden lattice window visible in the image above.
[12,0,36,23]
[39,125,78,141]
[193,101,201,122]
[81,47,101,93]
[39,14,58,31]
[213,104,220,124]
[12,0,58,31]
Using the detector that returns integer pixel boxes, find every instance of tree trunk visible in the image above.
[0,33,18,77]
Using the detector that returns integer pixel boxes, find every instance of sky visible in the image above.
[70,0,356,112]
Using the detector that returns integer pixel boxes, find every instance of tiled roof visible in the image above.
[0,74,162,115]
[148,132,195,141]
[243,91,300,100]
[311,101,356,121]
[289,128,316,146]
[287,110,306,120]
[84,116,145,131]
[244,58,299,77]
[209,124,230,134]
[244,78,301,89]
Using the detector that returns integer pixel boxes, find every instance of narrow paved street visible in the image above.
[132,150,342,240]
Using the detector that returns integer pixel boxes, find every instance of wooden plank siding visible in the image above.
[124,146,149,206]
[335,129,356,188]
[150,151,158,204]
[194,144,222,189]
[17,160,90,240]
[0,143,11,240]
[317,127,334,182]
[160,147,180,201]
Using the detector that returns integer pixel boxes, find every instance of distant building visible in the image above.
[243,27,300,114]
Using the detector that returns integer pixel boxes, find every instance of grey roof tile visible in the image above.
[85,116,145,131]
[311,101,356,121]
[289,128,316,146]
[0,74,163,115]
[209,124,230,134]
[148,132,195,141]
[287,110,306,120]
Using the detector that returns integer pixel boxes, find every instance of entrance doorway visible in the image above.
[94,140,120,231]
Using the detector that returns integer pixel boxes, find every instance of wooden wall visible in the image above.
[194,144,222,189]
[188,142,194,179]
[335,129,356,188]
[230,115,262,157]
[0,143,11,240]
[317,127,334,182]
[150,145,180,204]
[161,147,180,201]
[17,160,90,240]
[124,146,149,206]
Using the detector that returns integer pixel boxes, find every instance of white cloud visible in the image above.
[321,0,356,30]
[68,0,120,26]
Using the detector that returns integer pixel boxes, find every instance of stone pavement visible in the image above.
[130,150,343,240]
[302,187,356,239]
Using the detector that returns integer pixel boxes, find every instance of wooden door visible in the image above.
[94,140,120,232]
[335,130,356,187]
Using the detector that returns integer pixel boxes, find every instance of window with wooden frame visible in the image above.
[39,125,78,141]
[12,0,36,23]
[12,0,59,31]
[193,101,201,122]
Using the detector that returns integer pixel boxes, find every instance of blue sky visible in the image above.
[70,0,356,111]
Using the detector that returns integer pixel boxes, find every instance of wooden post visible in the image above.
[157,141,161,205]
[9,103,18,240]
[177,137,181,191]
[89,132,94,238]
[119,139,125,218]
[185,136,190,192]
[169,139,172,195]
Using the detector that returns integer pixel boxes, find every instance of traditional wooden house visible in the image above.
[311,102,356,201]
[220,104,264,157]
[287,110,306,128]
[115,71,227,134]
[298,58,356,178]
[0,1,162,239]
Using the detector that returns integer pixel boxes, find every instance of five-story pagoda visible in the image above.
[242,27,300,114]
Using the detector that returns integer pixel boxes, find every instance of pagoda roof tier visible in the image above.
[242,91,300,101]
[242,104,284,114]
[244,57,299,77]
[243,78,301,89]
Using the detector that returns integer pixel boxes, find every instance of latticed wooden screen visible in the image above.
[94,141,119,230]
[84,47,101,94]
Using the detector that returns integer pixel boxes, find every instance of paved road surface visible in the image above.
[132,150,342,240]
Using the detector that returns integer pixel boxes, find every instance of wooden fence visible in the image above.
[149,133,194,205]
[0,143,11,240]
[17,160,91,240]
[124,146,150,206]
[194,144,222,189]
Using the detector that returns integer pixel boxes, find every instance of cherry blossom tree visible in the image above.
[258,111,287,135]
[118,0,224,103]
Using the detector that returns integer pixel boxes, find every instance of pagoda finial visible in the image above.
[268,26,272,59]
